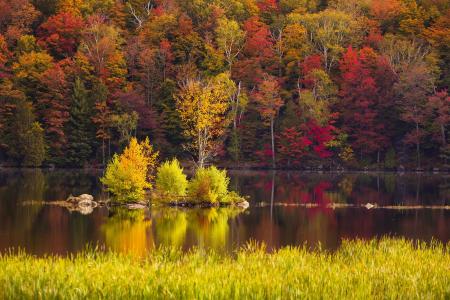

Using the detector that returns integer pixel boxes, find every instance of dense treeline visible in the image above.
[0,0,448,169]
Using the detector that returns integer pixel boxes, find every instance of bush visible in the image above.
[155,159,188,200]
[101,137,158,202]
[188,166,230,203]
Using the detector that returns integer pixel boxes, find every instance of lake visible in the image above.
[0,169,449,255]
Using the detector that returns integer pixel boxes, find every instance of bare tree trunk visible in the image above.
[377,150,380,169]
[270,118,276,169]
[102,138,105,167]
[416,122,421,169]
[441,124,446,147]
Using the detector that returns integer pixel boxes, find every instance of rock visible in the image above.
[236,200,249,209]
[126,203,147,210]
[364,203,376,209]
[67,194,94,203]
[65,194,97,215]
[77,205,94,215]
[78,199,98,208]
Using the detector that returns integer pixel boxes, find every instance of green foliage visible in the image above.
[155,159,188,200]
[0,239,449,299]
[9,100,46,167]
[101,137,158,202]
[66,78,93,167]
[384,148,397,169]
[188,166,230,203]
[22,122,46,167]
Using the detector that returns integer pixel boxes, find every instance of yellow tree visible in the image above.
[215,17,246,70]
[101,137,158,202]
[175,73,232,168]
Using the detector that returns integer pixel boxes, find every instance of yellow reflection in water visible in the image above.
[102,209,154,256]
[153,207,244,250]
[102,207,245,255]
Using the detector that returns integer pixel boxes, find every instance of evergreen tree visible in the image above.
[10,99,46,167]
[66,78,93,167]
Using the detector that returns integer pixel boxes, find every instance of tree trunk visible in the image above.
[271,117,276,169]
[416,122,421,169]
[377,150,380,169]
[102,138,105,167]
[198,131,204,169]
[441,124,446,147]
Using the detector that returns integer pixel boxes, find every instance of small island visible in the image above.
[99,137,248,209]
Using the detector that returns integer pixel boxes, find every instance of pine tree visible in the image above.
[66,78,93,167]
[10,99,46,167]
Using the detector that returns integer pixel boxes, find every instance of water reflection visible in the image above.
[0,169,449,255]
[103,209,154,256]
[102,207,245,255]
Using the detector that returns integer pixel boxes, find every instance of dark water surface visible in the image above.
[0,169,449,255]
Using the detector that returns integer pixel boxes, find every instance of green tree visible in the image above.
[10,99,46,167]
[66,78,93,167]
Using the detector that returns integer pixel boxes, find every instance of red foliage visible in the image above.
[257,0,278,12]
[243,16,273,59]
[277,120,334,166]
[299,54,323,89]
[37,12,84,58]
[338,47,388,156]
[37,64,70,154]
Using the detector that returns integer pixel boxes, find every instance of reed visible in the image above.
[0,238,449,299]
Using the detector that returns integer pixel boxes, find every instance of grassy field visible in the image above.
[0,238,449,299]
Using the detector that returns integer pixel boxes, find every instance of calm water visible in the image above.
[0,169,449,255]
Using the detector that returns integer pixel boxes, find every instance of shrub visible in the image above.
[155,159,188,200]
[188,166,230,203]
[101,137,158,202]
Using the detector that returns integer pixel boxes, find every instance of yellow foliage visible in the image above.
[101,137,158,202]
[175,73,232,167]
[12,51,53,80]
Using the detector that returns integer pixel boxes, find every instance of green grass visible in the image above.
[0,238,449,299]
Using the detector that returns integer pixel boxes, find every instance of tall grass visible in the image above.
[0,238,449,299]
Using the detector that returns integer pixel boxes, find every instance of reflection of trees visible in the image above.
[152,207,244,251]
[0,169,45,250]
[101,207,245,255]
[154,209,188,248]
[102,209,154,256]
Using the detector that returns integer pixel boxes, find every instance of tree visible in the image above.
[80,15,123,80]
[175,73,232,168]
[0,0,40,46]
[293,9,363,71]
[37,11,84,58]
[424,10,450,88]
[10,99,46,166]
[91,80,111,166]
[427,90,450,160]
[101,137,158,202]
[36,64,69,158]
[253,74,284,168]
[299,55,337,124]
[395,63,435,169]
[12,50,54,98]
[110,111,139,147]
[338,47,388,162]
[215,17,245,70]
[66,77,93,167]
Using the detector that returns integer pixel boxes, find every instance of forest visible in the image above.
[0,0,448,170]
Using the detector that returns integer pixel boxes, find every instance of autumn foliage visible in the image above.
[0,0,447,170]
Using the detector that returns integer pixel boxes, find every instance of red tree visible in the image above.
[338,47,388,162]
[37,12,84,58]
[36,64,70,156]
